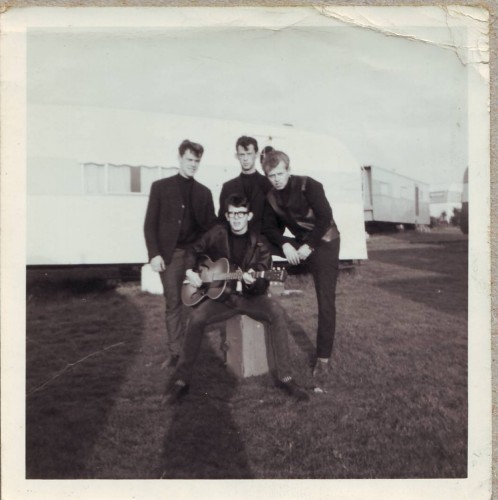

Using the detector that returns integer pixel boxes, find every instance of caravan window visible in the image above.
[141,166,160,194]
[161,167,178,179]
[82,163,176,195]
[83,163,105,194]
[108,164,132,193]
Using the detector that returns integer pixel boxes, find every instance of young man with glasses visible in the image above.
[166,194,309,403]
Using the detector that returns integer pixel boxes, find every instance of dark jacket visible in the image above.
[218,171,272,232]
[185,223,271,295]
[143,175,217,264]
[263,175,340,249]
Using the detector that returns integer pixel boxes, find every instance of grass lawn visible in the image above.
[26,228,467,479]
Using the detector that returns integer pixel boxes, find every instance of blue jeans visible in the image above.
[175,294,293,384]
[159,248,187,357]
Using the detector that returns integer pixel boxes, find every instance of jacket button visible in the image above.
[178,220,181,223]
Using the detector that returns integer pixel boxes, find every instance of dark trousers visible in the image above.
[159,248,187,357]
[309,237,340,358]
[175,294,293,384]
[283,236,341,358]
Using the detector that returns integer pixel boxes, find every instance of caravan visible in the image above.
[28,104,368,270]
[362,165,430,229]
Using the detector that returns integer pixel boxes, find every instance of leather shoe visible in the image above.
[168,354,180,368]
[312,360,331,392]
[165,381,189,404]
[278,379,309,402]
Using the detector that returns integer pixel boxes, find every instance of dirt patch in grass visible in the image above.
[26,230,467,478]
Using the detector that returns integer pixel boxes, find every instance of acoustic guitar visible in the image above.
[181,256,287,307]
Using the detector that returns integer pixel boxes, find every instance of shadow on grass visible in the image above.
[368,241,468,277]
[375,275,468,318]
[158,336,254,479]
[284,313,316,367]
[26,282,143,478]
[368,242,468,318]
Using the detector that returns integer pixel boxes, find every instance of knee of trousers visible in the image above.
[165,300,183,313]
[265,301,286,324]
[187,310,209,330]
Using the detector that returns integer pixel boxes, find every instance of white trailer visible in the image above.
[27,104,368,268]
[362,165,430,227]
[429,183,463,222]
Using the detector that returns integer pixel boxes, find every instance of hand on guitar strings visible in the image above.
[185,269,203,288]
[242,269,256,285]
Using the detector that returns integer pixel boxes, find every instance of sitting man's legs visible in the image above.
[230,295,292,379]
[174,299,236,386]
[167,295,308,403]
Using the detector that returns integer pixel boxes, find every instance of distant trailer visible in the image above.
[429,183,463,222]
[362,165,430,228]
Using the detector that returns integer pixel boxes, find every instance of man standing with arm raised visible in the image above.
[144,139,217,369]
[261,149,341,391]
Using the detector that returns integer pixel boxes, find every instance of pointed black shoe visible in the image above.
[168,354,180,368]
[165,381,190,404]
[278,379,309,402]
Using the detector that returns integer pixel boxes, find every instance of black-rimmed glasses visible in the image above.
[226,211,249,219]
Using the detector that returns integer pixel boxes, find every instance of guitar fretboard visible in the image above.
[210,270,266,282]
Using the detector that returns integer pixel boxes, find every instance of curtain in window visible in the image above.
[141,166,160,194]
[108,164,131,193]
[161,167,178,179]
[84,163,105,194]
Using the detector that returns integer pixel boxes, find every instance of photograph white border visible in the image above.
[1,6,491,499]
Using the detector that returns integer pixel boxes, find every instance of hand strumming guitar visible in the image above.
[185,269,202,288]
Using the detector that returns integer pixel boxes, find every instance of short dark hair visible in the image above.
[178,139,204,158]
[236,136,258,153]
[260,145,274,165]
[225,193,250,213]
[262,150,290,174]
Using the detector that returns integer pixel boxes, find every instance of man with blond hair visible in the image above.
[261,149,341,391]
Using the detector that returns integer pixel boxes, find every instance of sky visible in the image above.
[28,23,469,187]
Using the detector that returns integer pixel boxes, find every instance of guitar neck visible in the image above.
[211,270,267,282]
